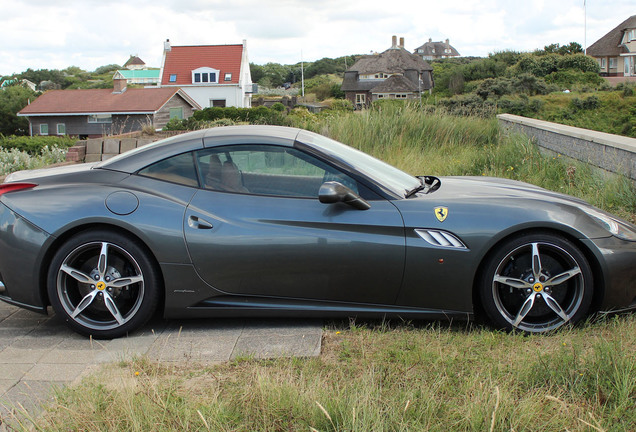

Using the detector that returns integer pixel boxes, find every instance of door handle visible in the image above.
[188,215,213,229]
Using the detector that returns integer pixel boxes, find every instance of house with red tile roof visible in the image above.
[159,39,254,109]
[18,79,200,138]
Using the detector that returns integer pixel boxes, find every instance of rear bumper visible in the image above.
[0,202,51,310]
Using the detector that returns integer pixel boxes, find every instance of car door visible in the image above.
[183,144,406,305]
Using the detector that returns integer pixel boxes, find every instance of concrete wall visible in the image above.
[497,114,636,181]
[70,137,161,163]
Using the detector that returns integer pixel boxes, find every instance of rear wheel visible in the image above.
[47,230,160,339]
[479,233,593,333]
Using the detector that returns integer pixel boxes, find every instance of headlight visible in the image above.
[586,209,636,241]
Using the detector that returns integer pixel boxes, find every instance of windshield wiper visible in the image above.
[405,177,425,198]
[405,176,441,198]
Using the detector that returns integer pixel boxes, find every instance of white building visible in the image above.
[159,39,254,108]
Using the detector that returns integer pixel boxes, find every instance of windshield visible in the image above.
[297,130,420,197]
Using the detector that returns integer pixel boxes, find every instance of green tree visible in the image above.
[0,85,39,135]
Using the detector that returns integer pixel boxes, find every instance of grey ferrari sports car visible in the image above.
[1,125,635,338]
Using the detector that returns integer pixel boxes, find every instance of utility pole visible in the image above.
[584,0,587,55]
[301,49,305,98]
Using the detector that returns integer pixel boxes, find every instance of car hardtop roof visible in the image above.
[98,125,306,173]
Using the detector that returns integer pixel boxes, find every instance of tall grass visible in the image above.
[14,315,635,431]
[294,103,636,222]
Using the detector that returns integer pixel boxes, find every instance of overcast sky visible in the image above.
[1,0,634,76]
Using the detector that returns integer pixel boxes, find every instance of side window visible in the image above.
[195,145,358,198]
[138,152,198,187]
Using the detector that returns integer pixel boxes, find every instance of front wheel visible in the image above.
[47,230,161,339]
[479,233,594,333]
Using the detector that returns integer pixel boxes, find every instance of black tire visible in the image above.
[479,232,594,333]
[47,229,161,339]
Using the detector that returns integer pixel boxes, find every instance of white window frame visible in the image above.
[56,123,66,135]
[39,124,48,135]
[88,114,112,123]
[192,67,219,84]
[224,73,232,81]
[609,57,617,69]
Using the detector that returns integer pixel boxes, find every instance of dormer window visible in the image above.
[224,73,232,81]
[192,67,219,84]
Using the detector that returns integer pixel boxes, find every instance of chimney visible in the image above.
[399,37,405,48]
[164,38,171,52]
[429,37,432,43]
[113,78,127,94]
[445,39,449,45]
[392,35,397,48]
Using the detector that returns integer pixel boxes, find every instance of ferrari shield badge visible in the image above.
[434,207,448,222]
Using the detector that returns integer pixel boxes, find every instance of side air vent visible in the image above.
[415,229,467,249]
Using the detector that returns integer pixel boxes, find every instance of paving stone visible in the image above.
[25,364,88,382]
[232,333,322,359]
[243,318,323,337]
[0,347,50,364]
[1,364,33,381]
[39,349,97,364]
[0,381,59,420]
[147,334,237,363]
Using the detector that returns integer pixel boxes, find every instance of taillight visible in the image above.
[0,182,37,197]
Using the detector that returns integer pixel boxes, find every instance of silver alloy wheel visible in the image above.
[491,241,585,332]
[56,241,145,331]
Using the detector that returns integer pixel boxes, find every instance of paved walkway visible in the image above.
[0,300,322,421]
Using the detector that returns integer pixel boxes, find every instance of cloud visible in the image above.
[1,0,635,75]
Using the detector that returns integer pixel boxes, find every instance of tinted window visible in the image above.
[195,145,358,198]
[138,152,198,187]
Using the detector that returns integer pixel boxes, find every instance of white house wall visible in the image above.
[178,85,246,109]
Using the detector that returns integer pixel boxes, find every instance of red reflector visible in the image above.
[0,182,37,196]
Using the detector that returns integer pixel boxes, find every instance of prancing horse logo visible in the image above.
[434,207,448,222]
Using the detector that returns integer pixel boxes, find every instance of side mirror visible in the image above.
[318,181,370,210]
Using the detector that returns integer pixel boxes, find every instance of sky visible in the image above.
[1,0,634,76]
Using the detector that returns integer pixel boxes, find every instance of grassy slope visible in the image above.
[514,91,636,138]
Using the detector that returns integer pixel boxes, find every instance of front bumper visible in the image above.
[583,236,636,311]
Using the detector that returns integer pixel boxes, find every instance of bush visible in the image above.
[270,102,286,112]
[0,135,77,154]
[570,95,600,111]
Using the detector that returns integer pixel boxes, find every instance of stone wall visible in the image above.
[497,114,636,182]
[67,137,164,163]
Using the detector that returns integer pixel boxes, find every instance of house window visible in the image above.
[169,74,177,82]
[40,124,48,135]
[418,49,423,53]
[192,67,219,84]
[169,107,183,120]
[630,29,636,40]
[355,94,366,105]
[609,57,617,69]
[57,123,66,135]
[600,58,606,69]
[224,73,232,81]
[211,99,226,107]
[88,114,112,123]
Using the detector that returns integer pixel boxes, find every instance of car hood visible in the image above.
[427,176,590,206]
[4,162,99,183]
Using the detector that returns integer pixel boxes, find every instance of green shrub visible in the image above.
[0,135,77,155]
[270,102,286,112]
